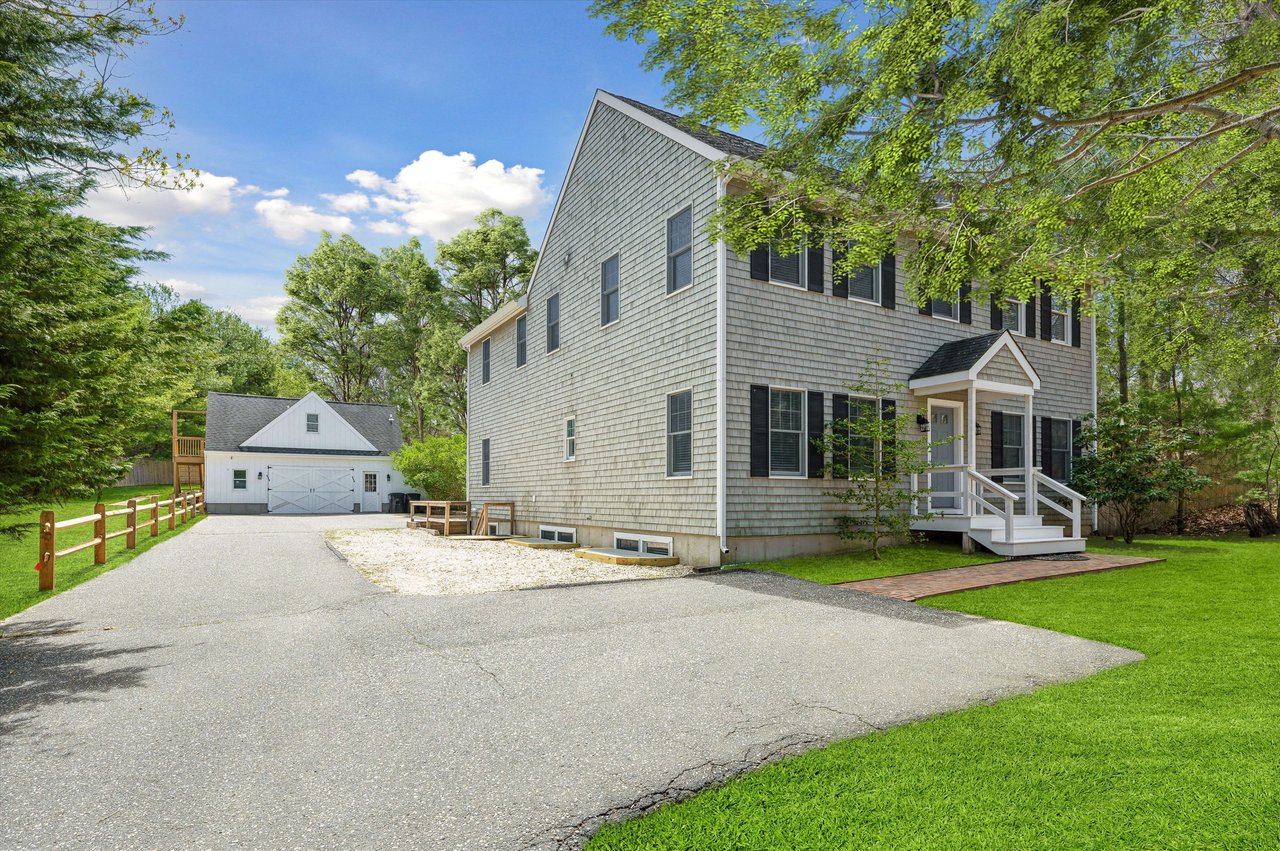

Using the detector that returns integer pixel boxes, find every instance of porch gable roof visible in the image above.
[908,331,1041,393]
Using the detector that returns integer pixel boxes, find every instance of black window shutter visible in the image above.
[1041,417,1054,478]
[881,253,896,309]
[807,391,825,478]
[1071,296,1082,347]
[749,247,769,282]
[832,245,848,298]
[990,296,1002,330]
[750,385,770,477]
[1040,282,1053,341]
[959,281,972,324]
[880,398,896,475]
[1025,295,1037,338]
[807,246,824,294]
[918,298,932,316]
[991,411,1004,469]
[831,393,849,477]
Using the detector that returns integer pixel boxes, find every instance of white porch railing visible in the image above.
[911,464,1020,542]
[976,467,1086,539]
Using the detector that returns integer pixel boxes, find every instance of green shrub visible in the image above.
[393,434,467,500]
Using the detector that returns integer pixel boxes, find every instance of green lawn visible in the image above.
[590,536,1280,849]
[735,540,992,585]
[1,485,204,620]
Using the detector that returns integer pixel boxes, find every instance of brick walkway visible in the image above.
[839,554,1164,601]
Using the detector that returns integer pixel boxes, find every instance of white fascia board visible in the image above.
[458,297,527,350]
[969,331,1042,389]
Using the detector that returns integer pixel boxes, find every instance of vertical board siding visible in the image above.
[724,243,1094,536]
[465,104,720,537]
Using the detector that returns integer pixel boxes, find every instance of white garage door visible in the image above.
[267,466,355,514]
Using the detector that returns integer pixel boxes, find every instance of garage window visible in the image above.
[233,469,247,490]
[306,413,319,433]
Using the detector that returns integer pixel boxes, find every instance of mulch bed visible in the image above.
[1154,504,1247,536]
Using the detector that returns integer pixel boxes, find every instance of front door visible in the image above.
[928,402,962,512]
[361,471,381,513]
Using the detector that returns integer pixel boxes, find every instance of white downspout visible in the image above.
[715,177,729,557]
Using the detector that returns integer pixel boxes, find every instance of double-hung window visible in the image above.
[667,391,692,477]
[1001,413,1025,468]
[846,397,878,476]
[1001,299,1024,334]
[481,438,491,486]
[1047,418,1072,481]
[232,469,247,490]
[600,254,620,325]
[515,316,527,367]
[768,243,804,289]
[481,338,491,384]
[564,418,576,461]
[667,207,693,293]
[1051,300,1071,343]
[931,298,958,320]
[849,262,880,303]
[546,294,560,353]
[769,388,805,476]
[305,413,319,433]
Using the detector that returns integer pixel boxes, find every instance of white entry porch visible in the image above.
[907,332,1088,557]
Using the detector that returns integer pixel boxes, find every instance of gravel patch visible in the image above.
[325,528,689,596]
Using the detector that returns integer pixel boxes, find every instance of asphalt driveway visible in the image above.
[1,515,1141,849]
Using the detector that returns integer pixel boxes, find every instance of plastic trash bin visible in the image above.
[388,492,407,513]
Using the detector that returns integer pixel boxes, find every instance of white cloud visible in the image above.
[254,198,353,242]
[229,295,289,326]
[345,151,548,240]
[368,219,406,236]
[237,184,290,198]
[84,172,239,227]
[161,278,207,298]
[321,191,371,213]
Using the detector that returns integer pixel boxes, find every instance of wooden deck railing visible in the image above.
[36,491,205,592]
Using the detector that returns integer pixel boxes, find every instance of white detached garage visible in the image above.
[204,392,407,515]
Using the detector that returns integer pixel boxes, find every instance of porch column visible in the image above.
[966,385,977,469]
[1024,393,1036,515]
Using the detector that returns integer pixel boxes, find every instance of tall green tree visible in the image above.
[377,238,442,440]
[435,208,538,328]
[277,233,397,403]
[0,1,186,532]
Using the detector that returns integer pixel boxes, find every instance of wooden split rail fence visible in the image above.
[36,491,205,592]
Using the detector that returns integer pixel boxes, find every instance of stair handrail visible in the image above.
[1032,470,1084,539]
[966,468,1020,503]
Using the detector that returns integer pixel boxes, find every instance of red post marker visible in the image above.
[34,562,42,571]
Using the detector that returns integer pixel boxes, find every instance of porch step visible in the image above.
[968,528,1086,557]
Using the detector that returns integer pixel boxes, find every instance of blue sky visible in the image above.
[85,0,678,330]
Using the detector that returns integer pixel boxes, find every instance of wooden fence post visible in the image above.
[125,499,137,549]
[150,496,159,537]
[179,492,188,524]
[39,510,56,592]
[93,502,107,564]
[167,495,176,531]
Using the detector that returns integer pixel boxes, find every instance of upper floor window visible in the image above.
[667,207,693,293]
[481,438,491,486]
[564,418,576,461]
[481,338,491,384]
[849,263,880,303]
[305,413,319,433]
[232,469,247,490]
[1051,300,1070,343]
[601,254,620,326]
[1001,299,1024,335]
[667,390,692,477]
[931,298,958,321]
[769,388,805,476]
[768,243,804,289]
[546,294,560,353]
[515,316,527,368]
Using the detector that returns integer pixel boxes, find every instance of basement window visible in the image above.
[539,525,577,544]
[613,532,674,556]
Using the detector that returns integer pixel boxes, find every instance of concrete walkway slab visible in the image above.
[840,553,1164,601]
[1,516,1143,850]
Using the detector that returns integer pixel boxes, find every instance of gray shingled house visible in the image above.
[459,91,1093,567]
[204,391,407,514]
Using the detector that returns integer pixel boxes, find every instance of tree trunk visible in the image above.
[1116,297,1130,404]
[1244,501,1280,538]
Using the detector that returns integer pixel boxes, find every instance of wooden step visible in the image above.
[507,537,579,550]
[574,548,679,567]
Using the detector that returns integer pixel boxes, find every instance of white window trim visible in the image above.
[930,299,960,323]
[665,388,693,479]
[1051,302,1072,346]
[481,337,492,384]
[1003,299,1025,335]
[768,385,807,479]
[999,411,1026,469]
[546,294,561,354]
[564,418,576,462]
[767,242,808,291]
[612,531,674,555]
[232,469,247,490]
[515,316,527,369]
[539,524,577,544]
[600,253,620,327]
[842,394,881,480]
[305,413,319,433]
[667,205,694,295]
[846,257,881,305]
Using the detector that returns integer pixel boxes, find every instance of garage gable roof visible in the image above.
[206,392,403,455]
